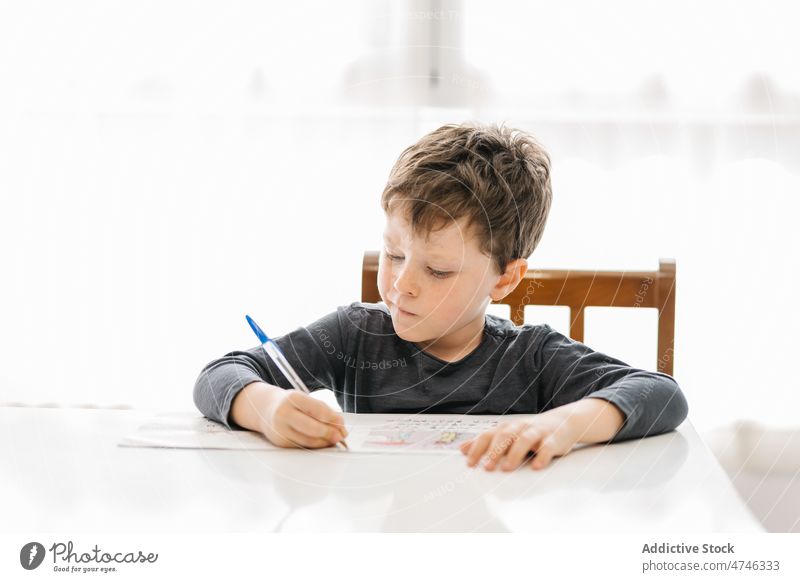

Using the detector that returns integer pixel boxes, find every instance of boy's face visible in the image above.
[378,208,524,345]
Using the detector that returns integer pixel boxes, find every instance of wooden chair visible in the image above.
[361,251,676,376]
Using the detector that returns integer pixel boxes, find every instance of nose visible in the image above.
[393,263,419,297]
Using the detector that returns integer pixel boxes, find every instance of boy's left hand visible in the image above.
[460,414,581,471]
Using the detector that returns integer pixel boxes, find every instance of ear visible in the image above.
[489,258,528,301]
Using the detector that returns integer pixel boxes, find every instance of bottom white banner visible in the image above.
[2,532,798,581]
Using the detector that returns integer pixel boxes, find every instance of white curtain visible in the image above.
[0,0,797,434]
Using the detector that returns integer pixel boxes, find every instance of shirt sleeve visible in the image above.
[192,305,349,430]
[532,325,689,443]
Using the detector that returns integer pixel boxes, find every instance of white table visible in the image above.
[0,406,764,533]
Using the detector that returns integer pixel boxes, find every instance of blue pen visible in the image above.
[245,314,349,450]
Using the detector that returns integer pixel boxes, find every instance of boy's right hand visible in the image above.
[259,388,348,449]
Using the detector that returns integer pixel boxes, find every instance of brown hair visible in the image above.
[381,122,553,275]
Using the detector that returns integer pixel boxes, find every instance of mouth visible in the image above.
[390,301,417,317]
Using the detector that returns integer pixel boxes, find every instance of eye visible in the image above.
[428,268,451,279]
[384,251,403,262]
[383,249,450,279]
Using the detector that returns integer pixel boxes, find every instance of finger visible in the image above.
[459,439,473,454]
[531,436,558,470]
[502,427,544,471]
[483,426,520,471]
[287,391,341,424]
[287,392,347,434]
[285,424,339,449]
[287,408,346,443]
[266,420,333,449]
[465,432,494,467]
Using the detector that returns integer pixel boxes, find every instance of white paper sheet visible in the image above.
[118,411,536,454]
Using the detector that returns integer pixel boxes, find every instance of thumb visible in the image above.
[288,391,341,425]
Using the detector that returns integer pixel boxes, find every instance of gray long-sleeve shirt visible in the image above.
[193,301,688,443]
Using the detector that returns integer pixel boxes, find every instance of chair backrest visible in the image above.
[361,251,676,376]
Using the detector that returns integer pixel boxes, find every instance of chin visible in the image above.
[392,324,414,340]
[392,321,426,342]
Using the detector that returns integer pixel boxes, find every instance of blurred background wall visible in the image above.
[1,0,798,451]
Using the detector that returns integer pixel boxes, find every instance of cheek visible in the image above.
[436,277,483,312]
[376,263,390,299]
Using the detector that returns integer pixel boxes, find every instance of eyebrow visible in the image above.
[382,233,461,264]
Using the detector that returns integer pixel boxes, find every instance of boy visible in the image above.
[193,122,688,472]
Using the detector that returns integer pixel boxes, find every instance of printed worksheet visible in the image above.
[118,412,277,450]
[119,412,536,455]
[348,415,503,453]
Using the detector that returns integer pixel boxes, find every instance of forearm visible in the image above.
[540,397,625,444]
[193,346,278,429]
[230,381,284,432]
